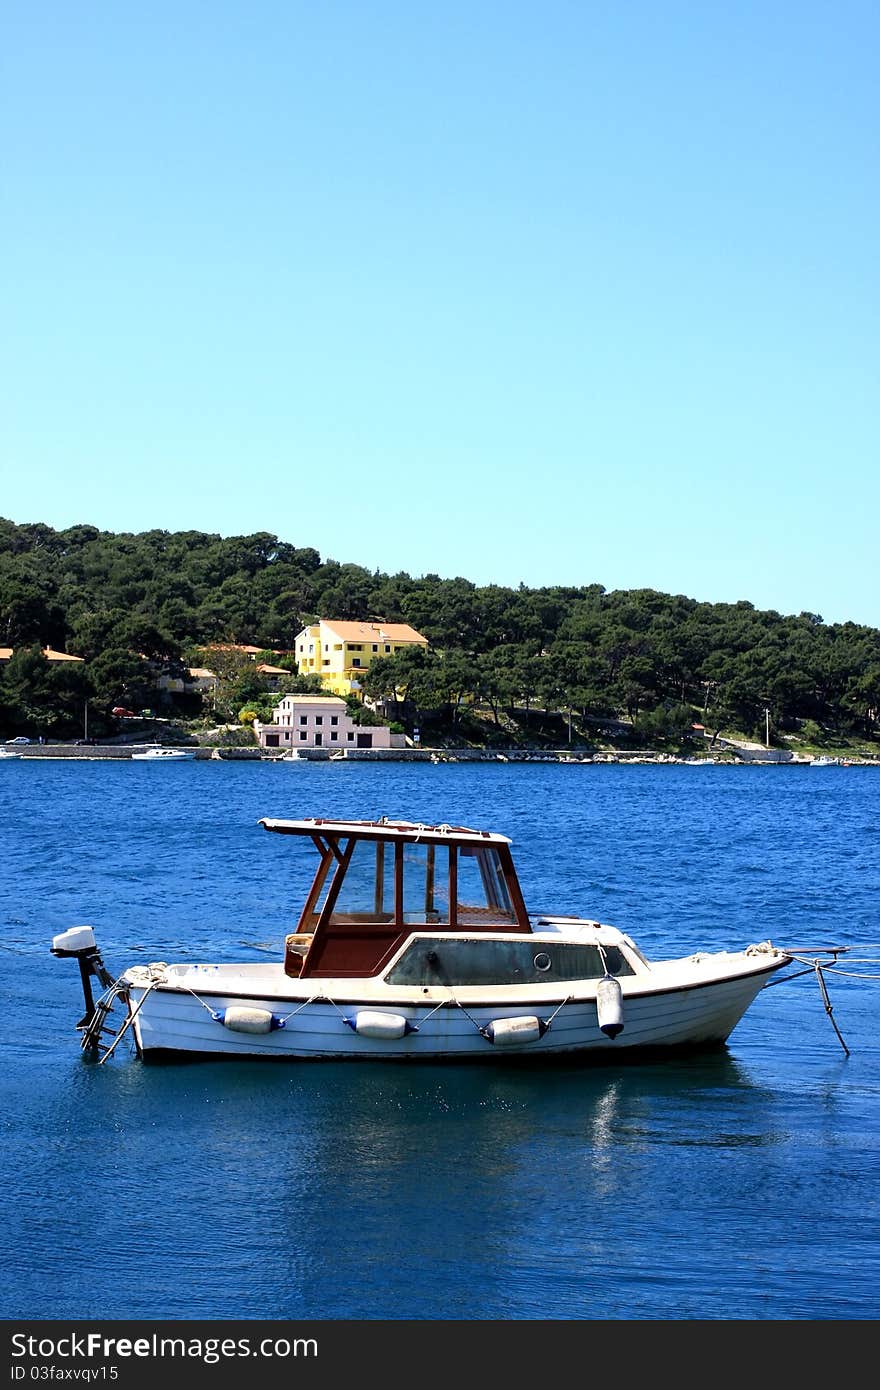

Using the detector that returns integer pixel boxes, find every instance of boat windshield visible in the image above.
[385,938,635,986]
[293,828,530,977]
[311,839,519,929]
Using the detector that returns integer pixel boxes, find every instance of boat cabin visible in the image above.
[259,817,532,979]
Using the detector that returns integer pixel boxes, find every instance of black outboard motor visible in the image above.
[51,926,117,1037]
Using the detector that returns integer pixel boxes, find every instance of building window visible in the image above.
[300,716,308,725]
[323,660,330,666]
[347,731,354,741]
[352,658,361,668]
[315,716,323,726]
[333,643,343,651]
[385,645,391,653]
[331,732,338,741]
[331,716,338,725]
[372,644,378,652]
[299,731,307,741]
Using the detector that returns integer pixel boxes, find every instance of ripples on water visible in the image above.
[1,760,878,1320]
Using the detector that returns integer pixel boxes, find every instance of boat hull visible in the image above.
[126,954,787,1061]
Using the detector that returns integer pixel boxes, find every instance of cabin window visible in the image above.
[385,939,634,986]
[401,843,448,924]
[330,840,395,922]
[456,846,517,925]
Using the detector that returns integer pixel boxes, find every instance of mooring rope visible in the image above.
[812,960,850,1058]
[767,946,880,1056]
[180,984,223,1015]
[451,994,488,1034]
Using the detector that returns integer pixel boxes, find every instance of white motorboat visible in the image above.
[811,756,840,767]
[0,747,22,759]
[130,746,197,761]
[52,816,821,1064]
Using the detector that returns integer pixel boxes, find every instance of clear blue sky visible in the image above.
[2,2,877,626]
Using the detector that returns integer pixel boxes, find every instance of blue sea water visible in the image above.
[1,758,878,1321]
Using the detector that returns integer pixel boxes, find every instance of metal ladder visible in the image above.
[79,979,131,1059]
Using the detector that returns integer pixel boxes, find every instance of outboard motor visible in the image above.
[51,926,118,1046]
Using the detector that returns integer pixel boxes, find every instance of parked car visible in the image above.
[7,736,30,745]
[112,707,137,718]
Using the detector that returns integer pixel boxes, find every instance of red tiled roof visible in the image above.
[43,648,84,662]
[0,646,84,662]
[320,619,427,644]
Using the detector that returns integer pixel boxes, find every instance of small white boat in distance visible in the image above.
[55,817,795,1063]
[0,747,22,759]
[130,746,196,761]
[811,756,840,767]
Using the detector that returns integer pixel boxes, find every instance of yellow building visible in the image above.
[294,619,428,697]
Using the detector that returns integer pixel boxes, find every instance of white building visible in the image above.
[254,694,401,752]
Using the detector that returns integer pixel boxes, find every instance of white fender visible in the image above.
[484,1015,543,1046]
[214,1006,281,1034]
[352,1011,411,1040]
[596,975,624,1038]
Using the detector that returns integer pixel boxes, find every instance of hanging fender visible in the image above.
[481,1015,550,1046]
[345,1010,418,1039]
[596,975,624,1038]
[212,1006,286,1033]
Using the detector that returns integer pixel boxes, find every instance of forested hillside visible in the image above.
[1,518,878,746]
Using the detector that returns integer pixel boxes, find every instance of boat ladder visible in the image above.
[79,978,132,1061]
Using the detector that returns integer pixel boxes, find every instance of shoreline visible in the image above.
[4,744,878,766]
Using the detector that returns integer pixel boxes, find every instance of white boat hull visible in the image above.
[126,951,786,1061]
[131,749,196,761]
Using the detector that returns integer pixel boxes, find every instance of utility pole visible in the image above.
[764,707,770,748]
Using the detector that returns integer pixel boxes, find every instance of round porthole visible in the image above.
[534,952,552,972]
